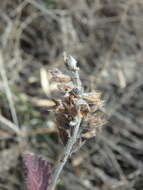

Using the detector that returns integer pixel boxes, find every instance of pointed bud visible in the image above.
[64,52,78,71]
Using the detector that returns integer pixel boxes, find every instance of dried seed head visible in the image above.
[48,54,106,146]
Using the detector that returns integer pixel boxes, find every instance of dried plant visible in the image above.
[48,53,105,190]
[23,53,105,190]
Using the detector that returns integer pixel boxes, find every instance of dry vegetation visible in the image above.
[0,0,143,190]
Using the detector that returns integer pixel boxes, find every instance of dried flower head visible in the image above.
[48,54,106,149]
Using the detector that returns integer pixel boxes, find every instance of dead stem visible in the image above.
[50,116,82,190]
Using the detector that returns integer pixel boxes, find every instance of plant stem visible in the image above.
[50,116,82,190]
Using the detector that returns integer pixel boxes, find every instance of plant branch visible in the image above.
[50,116,82,190]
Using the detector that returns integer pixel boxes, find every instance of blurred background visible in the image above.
[0,0,143,190]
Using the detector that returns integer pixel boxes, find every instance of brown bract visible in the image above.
[48,68,71,83]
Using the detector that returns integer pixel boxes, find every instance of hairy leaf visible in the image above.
[23,152,51,190]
